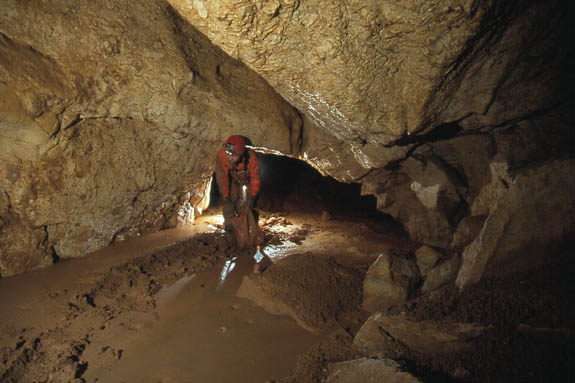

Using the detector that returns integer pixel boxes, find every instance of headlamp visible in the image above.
[225,142,235,156]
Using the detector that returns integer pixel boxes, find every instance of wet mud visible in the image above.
[0,232,233,383]
[0,208,573,382]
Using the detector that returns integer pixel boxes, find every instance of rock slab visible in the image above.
[326,358,422,383]
[354,312,487,356]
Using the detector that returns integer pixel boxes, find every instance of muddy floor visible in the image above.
[0,205,399,383]
[0,204,573,382]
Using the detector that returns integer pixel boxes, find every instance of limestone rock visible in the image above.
[362,251,420,313]
[326,358,422,383]
[167,0,573,289]
[421,254,460,293]
[298,115,410,183]
[0,0,301,275]
[168,0,568,147]
[430,135,496,202]
[456,158,575,290]
[354,312,487,356]
[415,246,441,276]
[438,4,570,131]
[362,151,466,248]
[452,215,488,251]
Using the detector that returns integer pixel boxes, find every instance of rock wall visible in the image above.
[168,0,573,285]
[1,0,573,283]
[0,0,301,276]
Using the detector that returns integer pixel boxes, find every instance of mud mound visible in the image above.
[238,253,365,332]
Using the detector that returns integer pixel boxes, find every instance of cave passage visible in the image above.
[200,152,411,267]
[75,155,411,383]
[209,153,391,221]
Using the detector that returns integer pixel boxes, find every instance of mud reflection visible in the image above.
[218,256,237,289]
[155,274,196,307]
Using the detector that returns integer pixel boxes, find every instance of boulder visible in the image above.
[456,158,575,290]
[326,358,422,383]
[430,135,497,202]
[415,246,442,276]
[422,255,460,293]
[451,215,488,251]
[362,251,420,313]
[362,151,467,249]
[354,312,487,356]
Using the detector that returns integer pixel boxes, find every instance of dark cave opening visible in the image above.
[209,153,395,223]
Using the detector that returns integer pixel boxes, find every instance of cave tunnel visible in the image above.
[200,152,411,273]
[2,145,571,383]
[209,153,394,220]
[1,0,574,382]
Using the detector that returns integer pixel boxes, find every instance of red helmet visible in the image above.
[224,135,249,156]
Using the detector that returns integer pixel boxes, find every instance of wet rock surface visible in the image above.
[0,1,573,380]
